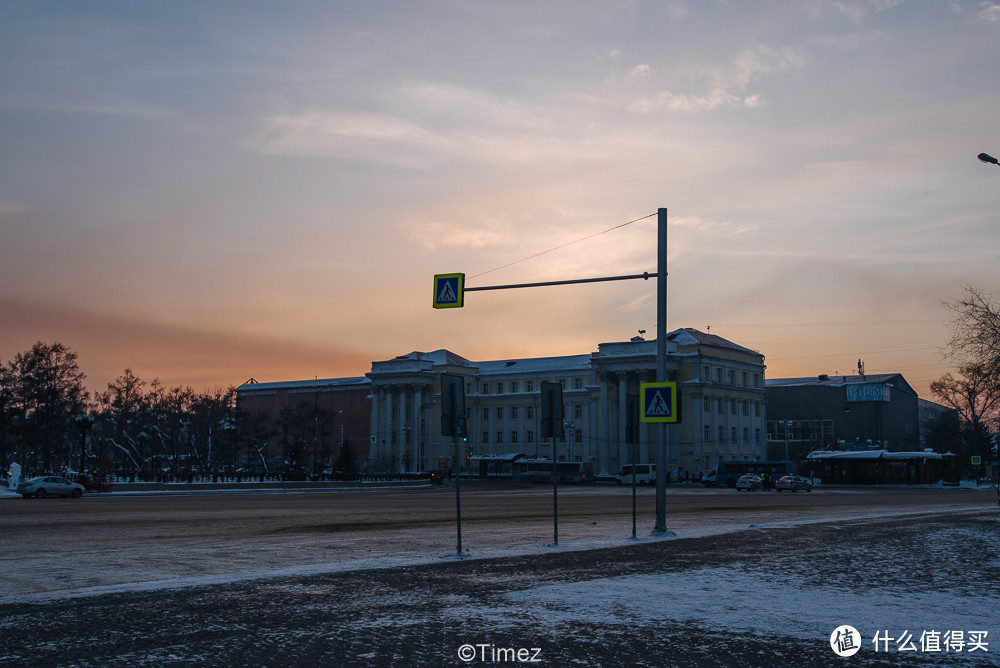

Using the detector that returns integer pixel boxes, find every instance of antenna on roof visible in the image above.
[706,325,710,333]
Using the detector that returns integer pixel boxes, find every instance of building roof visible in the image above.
[391,349,474,367]
[236,376,369,393]
[476,354,593,376]
[667,328,763,357]
[806,449,951,460]
[767,373,909,390]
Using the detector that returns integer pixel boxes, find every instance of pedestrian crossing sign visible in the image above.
[433,273,465,309]
[640,382,678,423]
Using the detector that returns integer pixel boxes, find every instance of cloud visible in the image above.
[978,2,1000,23]
[246,110,459,168]
[0,296,373,392]
[0,201,30,216]
[407,220,514,250]
[628,64,652,79]
[628,44,804,114]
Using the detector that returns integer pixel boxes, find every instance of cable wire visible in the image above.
[468,212,656,281]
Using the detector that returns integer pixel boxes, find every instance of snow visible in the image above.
[2,484,998,666]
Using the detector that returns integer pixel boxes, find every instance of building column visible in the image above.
[383,390,394,471]
[413,385,423,471]
[369,389,381,466]
[618,373,629,469]
[599,373,610,474]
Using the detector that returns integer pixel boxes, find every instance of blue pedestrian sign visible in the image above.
[640,382,678,423]
[433,273,465,309]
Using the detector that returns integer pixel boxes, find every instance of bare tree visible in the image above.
[930,363,1000,470]
[936,285,1000,476]
[945,284,1000,378]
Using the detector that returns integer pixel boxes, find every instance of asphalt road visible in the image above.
[2,482,994,603]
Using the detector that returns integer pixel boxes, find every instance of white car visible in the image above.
[16,476,85,498]
[735,474,762,491]
[774,475,813,492]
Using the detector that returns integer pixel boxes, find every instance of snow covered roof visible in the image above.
[476,354,593,376]
[237,376,370,393]
[667,328,763,357]
[806,449,950,460]
[391,349,474,367]
[767,373,905,389]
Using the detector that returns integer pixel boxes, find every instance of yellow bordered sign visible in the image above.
[640,382,678,423]
[433,273,465,309]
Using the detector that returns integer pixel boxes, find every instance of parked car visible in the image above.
[735,474,762,491]
[16,476,85,498]
[774,475,813,492]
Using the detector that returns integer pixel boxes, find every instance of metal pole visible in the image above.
[465,273,655,292]
[552,439,559,545]
[455,433,463,555]
[654,207,673,535]
[631,441,637,539]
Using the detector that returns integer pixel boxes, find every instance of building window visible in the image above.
[704,425,712,443]
[574,404,583,419]
[496,431,503,444]
[743,400,749,416]
[718,426,725,442]
[526,406,534,419]
[526,380,534,392]
[482,432,489,443]
[510,381,518,393]
[496,407,503,420]
[526,429,534,443]
[742,371,749,387]
[574,378,583,390]
[704,396,711,412]
[703,365,711,381]
[755,428,762,443]
[731,427,738,443]
[511,406,518,420]
[467,383,472,395]
[575,430,583,444]
[511,431,519,444]
[496,382,504,394]
[728,370,736,385]
[481,383,488,394]
[754,402,760,418]
[482,408,489,421]
[717,398,723,414]
[753,373,761,388]
[731,399,737,415]
[743,427,749,443]
[716,368,723,384]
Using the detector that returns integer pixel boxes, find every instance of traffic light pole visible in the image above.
[653,207,675,536]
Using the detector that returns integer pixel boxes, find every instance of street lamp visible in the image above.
[978,153,998,166]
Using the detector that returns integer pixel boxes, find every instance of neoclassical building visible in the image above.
[363,327,766,477]
[237,328,767,477]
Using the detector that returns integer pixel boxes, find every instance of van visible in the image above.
[617,464,656,486]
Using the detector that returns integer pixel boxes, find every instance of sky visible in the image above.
[1,0,999,399]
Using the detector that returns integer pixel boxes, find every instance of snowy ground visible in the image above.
[1,484,998,666]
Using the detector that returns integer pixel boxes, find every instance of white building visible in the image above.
[366,328,767,478]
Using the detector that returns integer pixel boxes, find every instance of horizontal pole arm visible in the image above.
[465,272,658,292]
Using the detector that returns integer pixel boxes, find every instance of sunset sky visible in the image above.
[2,1,999,398]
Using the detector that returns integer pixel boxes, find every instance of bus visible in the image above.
[515,460,595,484]
[702,460,796,488]
[616,464,656,486]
